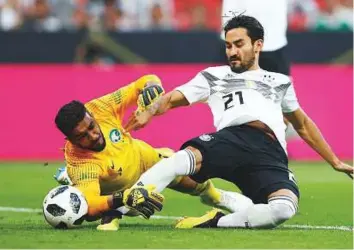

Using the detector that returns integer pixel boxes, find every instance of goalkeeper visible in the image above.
[54,75,238,231]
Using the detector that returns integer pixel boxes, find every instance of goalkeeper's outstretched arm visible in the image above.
[79,184,164,219]
[68,164,164,219]
[124,90,190,132]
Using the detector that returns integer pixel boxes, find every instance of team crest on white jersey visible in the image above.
[109,129,121,143]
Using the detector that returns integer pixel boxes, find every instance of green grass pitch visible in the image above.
[0,161,352,249]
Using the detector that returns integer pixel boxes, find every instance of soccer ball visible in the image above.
[43,185,88,229]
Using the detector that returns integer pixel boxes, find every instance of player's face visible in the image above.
[69,113,106,152]
[225,28,262,73]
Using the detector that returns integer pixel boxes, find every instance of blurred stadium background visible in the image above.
[0,0,352,248]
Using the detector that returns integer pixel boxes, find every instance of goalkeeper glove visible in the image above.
[54,166,73,185]
[137,84,164,111]
[112,185,164,219]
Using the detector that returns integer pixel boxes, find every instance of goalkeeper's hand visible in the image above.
[54,166,73,185]
[113,185,164,219]
[137,84,164,111]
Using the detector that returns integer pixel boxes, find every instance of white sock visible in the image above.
[133,149,196,192]
[216,190,254,213]
[217,195,298,229]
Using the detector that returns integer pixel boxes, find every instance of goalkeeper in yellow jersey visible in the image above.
[54,75,240,231]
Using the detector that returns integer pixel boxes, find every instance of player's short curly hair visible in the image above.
[224,15,264,44]
[55,100,87,137]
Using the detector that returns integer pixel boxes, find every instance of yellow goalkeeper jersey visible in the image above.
[64,75,170,216]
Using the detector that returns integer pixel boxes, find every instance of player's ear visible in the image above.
[254,39,263,54]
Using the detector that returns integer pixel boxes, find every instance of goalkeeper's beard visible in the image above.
[79,134,106,152]
[91,137,106,152]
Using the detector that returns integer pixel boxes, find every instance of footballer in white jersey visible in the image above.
[124,15,353,230]
[175,65,297,154]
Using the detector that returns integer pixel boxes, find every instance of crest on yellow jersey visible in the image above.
[109,129,121,143]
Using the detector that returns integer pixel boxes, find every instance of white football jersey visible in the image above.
[175,66,300,153]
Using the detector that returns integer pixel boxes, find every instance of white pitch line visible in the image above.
[1,206,352,231]
[151,215,181,220]
[0,206,42,213]
[282,224,353,231]
[152,215,353,231]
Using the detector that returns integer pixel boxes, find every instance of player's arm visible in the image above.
[284,109,353,177]
[144,90,190,115]
[76,183,162,220]
[68,163,164,218]
[124,71,210,131]
[67,163,123,217]
[67,163,112,217]
[87,75,164,120]
[282,84,353,177]
[119,74,164,111]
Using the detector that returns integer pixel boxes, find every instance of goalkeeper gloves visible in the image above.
[54,166,73,185]
[112,185,164,219]
[137,84,164,111]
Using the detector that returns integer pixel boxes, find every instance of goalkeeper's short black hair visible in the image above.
[224,15,264,44]
[55,100,87,137]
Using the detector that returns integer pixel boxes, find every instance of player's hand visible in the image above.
[114,185,164,219]
[123,185,164,219]
[137,84,164,111]
[124,110,153,132]
[332,161,353,179]
[54,167,73,185]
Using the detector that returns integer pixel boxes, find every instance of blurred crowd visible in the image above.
[288,0,353,31]
[0,0,352,32]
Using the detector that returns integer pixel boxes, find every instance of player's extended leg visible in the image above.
[133,146,252,212]
[173,124,300,229]
[168,176,220,204]
[133,147,202,192]
[97,147,200,230]
[143,145,252,212]
[175,188,298,229]
[95,210,123,231]
[96,217,120,231]
[168,177,253,213]
[132,147,253,213]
